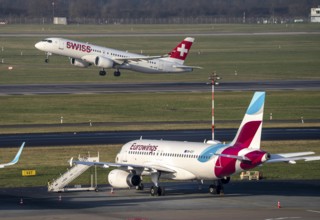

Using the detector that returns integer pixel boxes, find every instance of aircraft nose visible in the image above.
[35,42,42,50]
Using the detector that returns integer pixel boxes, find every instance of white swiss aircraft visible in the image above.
[73,92,320,196]
[34,37,200,77]
[0,142,25,168]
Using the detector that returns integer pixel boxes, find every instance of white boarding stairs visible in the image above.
[48,154,99,192]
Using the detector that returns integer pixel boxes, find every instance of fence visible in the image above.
[0,16,310,25]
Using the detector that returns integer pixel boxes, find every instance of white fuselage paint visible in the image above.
[35,38,193,73]
[115,139,243,181]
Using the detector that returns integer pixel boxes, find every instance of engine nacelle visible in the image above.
[95,56,114,68]
[70,58,90,68]
[108,169,141,188]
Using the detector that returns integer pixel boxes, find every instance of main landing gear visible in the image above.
[209,180,224,195]
[98,69,121,77]
[113,70,121,77]
[136,183,144,191]
[150,185,165,196]
[150,171,165,196]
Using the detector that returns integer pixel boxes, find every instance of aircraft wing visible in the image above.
[0,142,25,168]
[81,54,164,66]
[113,55,164,64]
[267,151,320,164]
[72,160,176,173]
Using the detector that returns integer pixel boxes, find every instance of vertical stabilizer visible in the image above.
[167,37,194,64]
[230,92,265,149]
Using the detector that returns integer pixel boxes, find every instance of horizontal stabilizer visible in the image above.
[215,153,251,162]
[267,151,320,163]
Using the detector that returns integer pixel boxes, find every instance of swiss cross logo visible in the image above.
[177,44,188,57]
[169,38,193,60]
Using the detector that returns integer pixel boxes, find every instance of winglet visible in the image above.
[230,92,265,149]
[0,142,25,168]
[11,142,25,165]
[69,157,74,167]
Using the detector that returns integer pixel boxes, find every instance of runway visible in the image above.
[1,31,320,37]
[0,180,319,220]
[0,127,319,147]
[0,80,319,95]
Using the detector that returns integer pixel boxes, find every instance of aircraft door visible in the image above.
[122,150,128,163]
[158,60,164,71]
[59,40,64,50]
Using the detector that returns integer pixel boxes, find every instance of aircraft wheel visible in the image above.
[45,59,49,63]
[150,186,157,196]
[114,71,121,77]
[209,184,219,194]
[158,186,165,196]
[99,70,106,76]
[136,183,144,190]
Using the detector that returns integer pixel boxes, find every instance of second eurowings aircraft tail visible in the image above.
[230,92,265,149]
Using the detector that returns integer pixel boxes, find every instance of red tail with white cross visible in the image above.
[168,37,194,64]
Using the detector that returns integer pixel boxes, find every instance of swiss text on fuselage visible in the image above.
[66,41,92,53]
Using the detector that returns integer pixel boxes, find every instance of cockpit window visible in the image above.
[41,39,52,43]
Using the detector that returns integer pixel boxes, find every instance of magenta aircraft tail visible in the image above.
[230,92,265,149]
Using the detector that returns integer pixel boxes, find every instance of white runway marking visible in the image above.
[306,209,320,214]
[265,217,301,220]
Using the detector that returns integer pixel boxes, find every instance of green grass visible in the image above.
[0,140,319,188]
[1,23,320,34]
[1,31,320,84]
[0,145,120,188]
[0,91,319,133]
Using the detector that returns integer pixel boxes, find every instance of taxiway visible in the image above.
[0,80,319,95]
[0,127,319,147]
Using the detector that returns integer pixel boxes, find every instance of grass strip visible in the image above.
[0,140,319,188]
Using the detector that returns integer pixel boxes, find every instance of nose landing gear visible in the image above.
[44,52,52,63]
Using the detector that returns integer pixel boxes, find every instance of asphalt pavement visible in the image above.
[0,80,319,95]
[1,180,319,220]
[0,127,319,147]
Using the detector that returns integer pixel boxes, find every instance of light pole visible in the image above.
[52,1,55,23]
[208,72,221,141]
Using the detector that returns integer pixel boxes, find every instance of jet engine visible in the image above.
[108,169,141,188]
[70,58,90,68]
[95,56,114,68]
